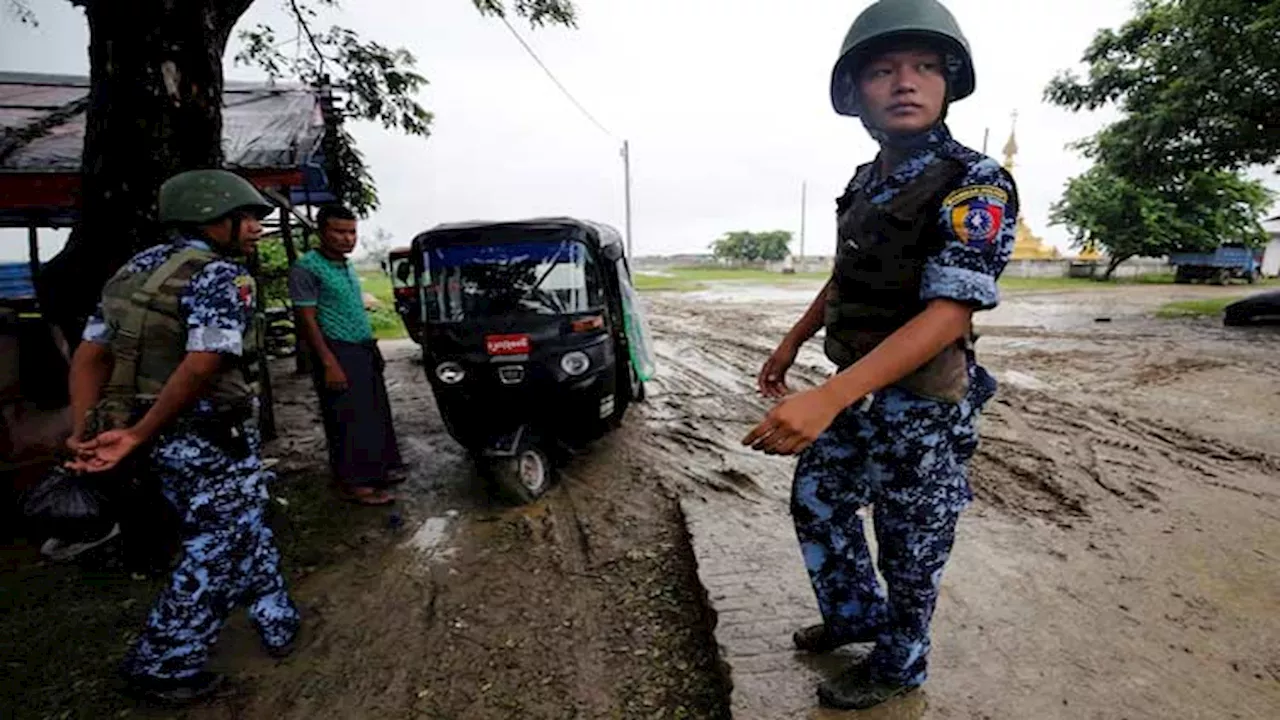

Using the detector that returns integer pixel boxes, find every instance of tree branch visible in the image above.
[289,0,329,71]
[7,0,36,25]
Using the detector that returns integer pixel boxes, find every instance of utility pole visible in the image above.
[621,140,633,258]
[799,181,807,260]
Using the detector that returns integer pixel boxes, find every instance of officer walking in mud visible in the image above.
[743,0,1017,710]
[64,169,301,704]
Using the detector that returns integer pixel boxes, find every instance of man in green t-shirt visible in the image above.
[288,205,403,505]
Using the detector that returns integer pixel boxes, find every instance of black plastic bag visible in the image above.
[21,465,118,544]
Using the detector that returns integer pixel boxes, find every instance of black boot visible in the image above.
[792,622,881,653]
[261,624,301,659]
[817,663,920,710]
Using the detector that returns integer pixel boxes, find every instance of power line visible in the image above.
[497,14,616,140]
[495,15,634,256]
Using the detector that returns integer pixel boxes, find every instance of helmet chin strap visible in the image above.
[200,214,246,256]
[229,215,243,255]
[855,50,960,149]
[859,98,949,149]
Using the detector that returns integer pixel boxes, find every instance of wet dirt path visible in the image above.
[173,343,728,720]
[60,281,1276,720]
[643,282,1280,719]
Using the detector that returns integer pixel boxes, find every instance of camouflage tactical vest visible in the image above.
[824,157,972,403]
[93,246,261,430]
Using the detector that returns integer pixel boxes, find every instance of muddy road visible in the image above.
[650,281,1280,719]
[5,281,1278,719]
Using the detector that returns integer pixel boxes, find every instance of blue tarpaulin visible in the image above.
[0,262,35,300]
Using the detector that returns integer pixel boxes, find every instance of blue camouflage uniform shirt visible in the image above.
[83,236,257,418]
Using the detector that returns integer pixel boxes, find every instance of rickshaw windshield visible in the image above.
[389,254,414,289]
[422,237,604,322]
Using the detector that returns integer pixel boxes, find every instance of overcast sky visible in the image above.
[2,0,1277,263]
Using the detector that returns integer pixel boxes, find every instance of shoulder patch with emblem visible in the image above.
[943,184,1008,248]
[234,274,255,309]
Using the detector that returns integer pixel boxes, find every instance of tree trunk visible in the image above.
[37,0,255,347]
[1102,254,1130,281]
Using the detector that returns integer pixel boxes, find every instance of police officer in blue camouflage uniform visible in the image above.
[743,0,1017,710]
[65,168,301,704]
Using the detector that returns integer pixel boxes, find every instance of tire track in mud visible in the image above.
[229,289,1279,720]
[639,290,1280,719]
[636,295,1280,527]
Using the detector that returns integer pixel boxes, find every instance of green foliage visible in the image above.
[1045,0,1280,180]
[256,236,292,308]
[357,270,407,339]
[234,0,579,216]
[1046,0,1277,278]
[470,0,577,27]
[709,231,793,262]
[1050,165,1272,278]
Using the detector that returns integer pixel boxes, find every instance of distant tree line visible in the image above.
[709,231,792,262]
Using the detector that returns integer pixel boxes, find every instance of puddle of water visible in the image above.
[403,512,458,559]
[997,369,1053,392]
[684,281,823,305]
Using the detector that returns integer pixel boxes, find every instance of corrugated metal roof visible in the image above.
[0,71,325,173]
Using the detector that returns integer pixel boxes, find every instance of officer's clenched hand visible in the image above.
[742,385,844,455]
[758,342,799,399]
[323,361,349,391]
[64,428,142,473]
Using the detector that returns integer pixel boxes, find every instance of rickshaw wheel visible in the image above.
[491,445,553,505]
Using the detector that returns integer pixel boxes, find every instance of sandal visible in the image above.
[334,484,394,506]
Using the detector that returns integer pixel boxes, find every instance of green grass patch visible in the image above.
[358,270,408,340]
[633,274,703,292]
[633,266,829,292]
[1126,272,1178,284]
[997,276,1097,292]
[359,269,394,300]
[1155,297,1242,319]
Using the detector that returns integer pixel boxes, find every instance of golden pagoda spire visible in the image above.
[1002,110,1019,172]
[1001,109,1060,261]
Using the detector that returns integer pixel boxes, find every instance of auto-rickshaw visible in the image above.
[386,246,424,344]
[408,217,655,503]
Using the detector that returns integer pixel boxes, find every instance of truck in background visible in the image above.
[1168,244,1264,285]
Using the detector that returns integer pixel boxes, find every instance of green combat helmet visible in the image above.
[830,0,975,117]
[158,168,274,225]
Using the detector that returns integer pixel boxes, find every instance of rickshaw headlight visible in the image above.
[560,351,591,376]
[436,361,466,384]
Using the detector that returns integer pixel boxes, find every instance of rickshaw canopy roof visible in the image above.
[409,217,624,254]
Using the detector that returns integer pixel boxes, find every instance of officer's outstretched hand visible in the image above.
[64,428,142,473]
[757,341,799,399]
[742,385,843,456]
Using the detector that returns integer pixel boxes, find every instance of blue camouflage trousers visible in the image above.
[791,369,993,687]
[122,421,299,680]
